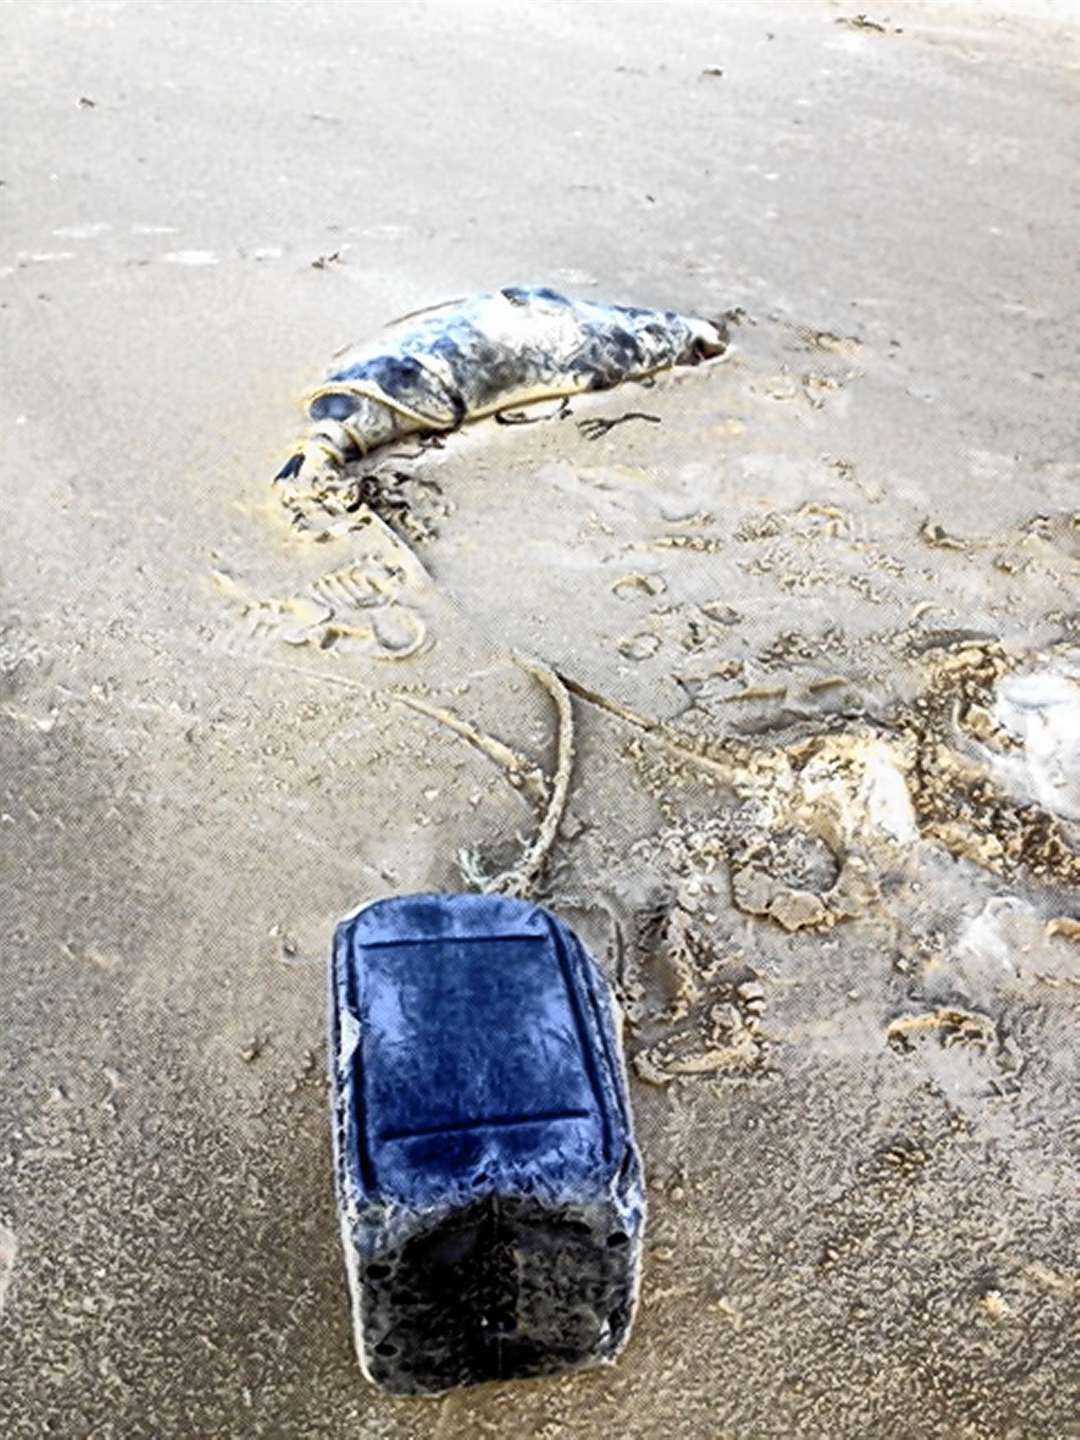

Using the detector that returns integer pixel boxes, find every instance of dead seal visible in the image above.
[274,285,728,529]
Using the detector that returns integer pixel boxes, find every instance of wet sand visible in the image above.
[1,2,1078,1436]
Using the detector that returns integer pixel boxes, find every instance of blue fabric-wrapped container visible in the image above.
[329,893,645,1396]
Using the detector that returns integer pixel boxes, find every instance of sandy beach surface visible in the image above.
[2,2,1079,1436]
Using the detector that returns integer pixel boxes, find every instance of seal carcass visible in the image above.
[274,285,728,527]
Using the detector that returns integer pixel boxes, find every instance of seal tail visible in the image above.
[273,451,305,484]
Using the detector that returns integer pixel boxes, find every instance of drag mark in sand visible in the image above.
[467,655,576,901]
[162,250,219,266]
[51,222,111,240]
[0,1221,16,1319]
[390,691,550,813]
[394,655,576,899]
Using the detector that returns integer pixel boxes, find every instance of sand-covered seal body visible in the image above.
[274,286,727,526]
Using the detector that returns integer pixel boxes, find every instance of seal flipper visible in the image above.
[309,391,362,422]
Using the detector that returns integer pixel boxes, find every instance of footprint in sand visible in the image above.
[211,533,432,664]
[601,880,770,1087]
